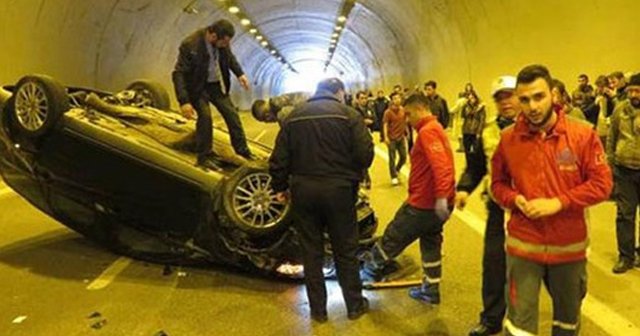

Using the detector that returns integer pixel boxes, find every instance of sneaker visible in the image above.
[391,178,399,186]
[347,298,369,320]
[408,285,440,304]
[468,322,502,336]
[612,258,634,274]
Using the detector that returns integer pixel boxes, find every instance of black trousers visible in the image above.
[613,164,640,261]
[192,82,250,158]
[480,199,507,328]
[371,203,446,286]
[290,176,364,314]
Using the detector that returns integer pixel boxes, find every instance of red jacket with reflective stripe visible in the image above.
[407,116,456,209]
[491,112,612,264]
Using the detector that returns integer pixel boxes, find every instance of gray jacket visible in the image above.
[607,100,640,169]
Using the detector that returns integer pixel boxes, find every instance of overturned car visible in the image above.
[0,74,378,278]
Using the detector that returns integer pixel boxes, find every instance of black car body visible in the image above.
[0,74,378,277]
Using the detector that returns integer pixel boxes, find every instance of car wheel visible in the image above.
[222,165,291,236]
[11,75,69,138]
[126,80,171,110]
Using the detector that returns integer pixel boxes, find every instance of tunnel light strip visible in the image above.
[324,0,356,71]
[217,0,298,73]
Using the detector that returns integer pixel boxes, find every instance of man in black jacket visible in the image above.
[172,19,253,169]
[269,78,373,323]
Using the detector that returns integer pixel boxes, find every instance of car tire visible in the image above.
[10,74,69,139]
[126,80,171,110]
[222,164,291,236]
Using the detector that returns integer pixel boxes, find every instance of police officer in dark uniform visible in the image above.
[269,78,374,323]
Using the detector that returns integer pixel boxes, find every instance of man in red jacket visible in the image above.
[491,65,612,336]
[364,93,455,304]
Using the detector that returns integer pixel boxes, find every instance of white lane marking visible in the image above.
[253,130,267,142]
[86,257,132,290]
[373,144,640,336]
[0,186,14,198]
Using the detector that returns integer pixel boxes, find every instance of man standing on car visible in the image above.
[269,78,373,322]
[172,19,253,170]
[492,65,612,336]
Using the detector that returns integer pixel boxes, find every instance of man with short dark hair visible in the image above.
[373,90,390,137]
[606,73,640,273]
[609,71,629,104]
[355,90,376,188]
[364,93,455,305]
[269,78,373,322]
[424,80,450,129]
[576,74,594,96]
[383,92,408,186]
[492,64,612,336]
[172,19,253,170]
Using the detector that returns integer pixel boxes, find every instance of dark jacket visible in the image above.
[427,94,450,129]
[172,29,244,105]
[269,91,374,192]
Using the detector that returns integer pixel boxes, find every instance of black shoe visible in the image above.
[310,311,328,323]
[347,298,369,320]
[612,258,634,274]
[196,156,223,171]
[238,151,257,160]
[468,322,502,336]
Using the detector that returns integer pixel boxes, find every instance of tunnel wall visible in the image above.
[0,0,638,111]
[416,0,640,106]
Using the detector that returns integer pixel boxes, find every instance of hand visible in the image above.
[434,198,451,221]
[521,197,563,219]
[514,194,528,213]
[275,191,289,203]
[454,191,469,210]
[238,75,250,91]
[180,103,196,120]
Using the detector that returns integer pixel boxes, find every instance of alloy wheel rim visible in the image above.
[15,82,48,131]
[232,172,288,230]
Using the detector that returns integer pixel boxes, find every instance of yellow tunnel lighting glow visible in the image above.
[270,50,276,54]
[256,35,263,41]
[335,26,343,31]
[337,15,347,22]
[240,18,251,26]
[228,6,240,14]
[261,41,268,47]
[249,28,257,34]
[332,33,339,38]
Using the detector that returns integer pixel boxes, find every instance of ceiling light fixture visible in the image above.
[221,1,297,73]
[324,0,355,72]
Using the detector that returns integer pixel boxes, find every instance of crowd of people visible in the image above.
[172,19,639,336]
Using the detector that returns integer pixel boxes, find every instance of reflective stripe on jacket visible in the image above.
[491,111,612,264]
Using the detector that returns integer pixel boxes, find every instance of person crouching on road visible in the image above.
[491,64,612,336]
[364,93,455,305]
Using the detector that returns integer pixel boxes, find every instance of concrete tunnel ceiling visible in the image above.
[0,0,639,110]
